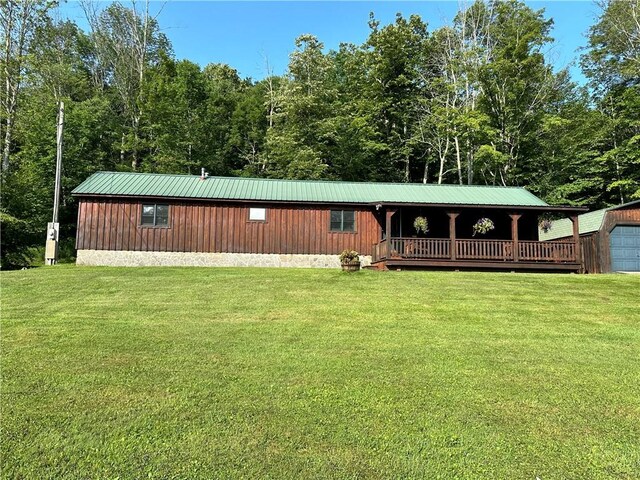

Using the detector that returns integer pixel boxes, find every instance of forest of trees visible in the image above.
[1,0,639,267]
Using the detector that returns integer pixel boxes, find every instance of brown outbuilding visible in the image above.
[540,200,640,273]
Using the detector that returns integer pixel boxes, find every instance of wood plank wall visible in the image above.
[597,207,640,273]
[76,199,382,255]
[579,234,602,274]
[569,206,640,273]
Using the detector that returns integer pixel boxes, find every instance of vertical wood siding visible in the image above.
[567,207,640,273]
[598,207,640,273]
[76,199,381,255]
[579,233,602,274]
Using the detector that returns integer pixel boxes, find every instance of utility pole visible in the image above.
[45,101,64,265]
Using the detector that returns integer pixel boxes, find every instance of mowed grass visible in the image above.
[1,267,639,479]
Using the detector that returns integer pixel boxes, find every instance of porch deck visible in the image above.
[371,237,580,271]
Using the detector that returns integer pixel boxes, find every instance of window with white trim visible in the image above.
[249,207,266,221]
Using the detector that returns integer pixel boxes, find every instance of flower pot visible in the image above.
[341,260,361,272]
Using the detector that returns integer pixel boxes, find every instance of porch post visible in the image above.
[447,212,459,260]
[510,213,521,262]
[385,208,397,257]
[570,214,581,266]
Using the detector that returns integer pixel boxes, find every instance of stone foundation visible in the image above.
[76,250,372,269]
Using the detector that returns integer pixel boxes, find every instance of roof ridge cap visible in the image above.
[94,171,532,190]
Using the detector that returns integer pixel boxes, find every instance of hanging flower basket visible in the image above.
[413,216,429,235]
[339,249,361,272]
[472,217,495,236]
[539,218,553,233]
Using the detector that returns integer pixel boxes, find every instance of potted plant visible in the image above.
[413,216,429,236]
[472,217,495,236]
[339,249,361,272]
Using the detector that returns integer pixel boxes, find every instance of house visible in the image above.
[539,200,640,273]
[72,171,587,270]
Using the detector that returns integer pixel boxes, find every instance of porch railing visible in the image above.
[518,240,575,262]
[388,237,451,259]
[456,239,513,260]
[372,239,388,263]
[373,237,577,263]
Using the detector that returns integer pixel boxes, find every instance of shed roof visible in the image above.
[72,171,550,207]
[539,200,640,240]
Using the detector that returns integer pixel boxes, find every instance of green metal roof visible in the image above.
[72,171,549,207]
[539,200,640,240]
[539,209,606,240]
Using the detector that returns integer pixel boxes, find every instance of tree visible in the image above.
[581,0,640,93]
[264,34,334,179]
[415,1,560,187]
[229,80,269,176]
[142,57,207,173]
[200,63,245,175]
[1,11,117,268]
[581,0,640,203]
[476,0,557,186]
[0,0,55,172]
[363,13,430,182]
[427,2,496,185]
[82,1,170,170]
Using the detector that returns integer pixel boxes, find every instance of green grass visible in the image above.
[2,266,639,479]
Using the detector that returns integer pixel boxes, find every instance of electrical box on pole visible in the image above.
[46,101,64,266]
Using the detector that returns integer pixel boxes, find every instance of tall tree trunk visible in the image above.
[403,124,410,182]
[2,115,12,172]
[454,136,463,185]
[466,139,474,185]
[132,114,140,170]
[120,132,126,165]
[422,148,431,184]
[437,137,449,185]
[263,56,276,129]
[2,1,16,172]
[613,136,625,204]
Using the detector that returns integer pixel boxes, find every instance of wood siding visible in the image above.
[579,233,603,274]
[597,207,640,273]
[565,206,640,273]
[76,199,381,255]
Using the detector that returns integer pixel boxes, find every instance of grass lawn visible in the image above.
[2,266,639,479]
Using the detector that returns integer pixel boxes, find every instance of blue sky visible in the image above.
[59,1,600,84]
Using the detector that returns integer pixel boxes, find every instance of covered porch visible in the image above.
[370,204,586,271]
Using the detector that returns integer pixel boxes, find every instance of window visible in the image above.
[141,204,169,226]
[330,210,355,232]
[249,207,266,221]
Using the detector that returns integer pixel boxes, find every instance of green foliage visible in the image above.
[263,35,335,179]
[142,57,208,173]
[578,0,640,206]
[581,0,640,92]
[0,212,36,268]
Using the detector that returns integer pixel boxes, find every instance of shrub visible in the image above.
[1,212,36,269]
